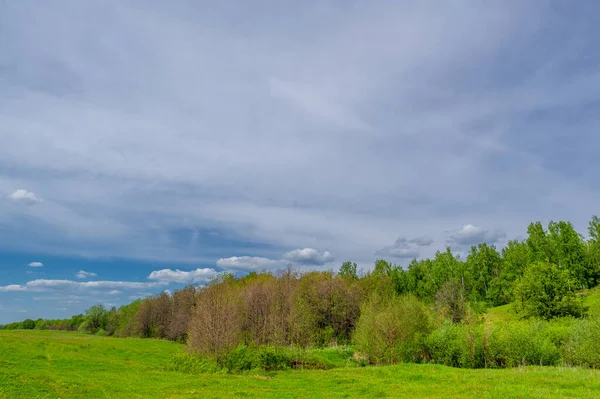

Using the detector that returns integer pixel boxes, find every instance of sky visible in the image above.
[1,1,600,323]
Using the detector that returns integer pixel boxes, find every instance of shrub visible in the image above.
[483,321,562,368]
[164,352,221,374]
[78,320,91,333]
[563,317,600,368]
[354,294,432,365]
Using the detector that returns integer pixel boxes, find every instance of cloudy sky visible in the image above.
[1,1,599,323]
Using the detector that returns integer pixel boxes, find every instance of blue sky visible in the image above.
[1,1,600,323]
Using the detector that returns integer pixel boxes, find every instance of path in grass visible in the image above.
[1,330,600,398]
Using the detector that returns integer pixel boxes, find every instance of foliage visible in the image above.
[21,319,35,330]
[353,294,432,365]
[514,260,587,320]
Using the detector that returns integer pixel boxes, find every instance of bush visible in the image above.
[164,352,221,374]
[483,321,562,368]
[354,294,432,365]
[95,328,106,336]
[78,320,91,333]
[563,317,600,368]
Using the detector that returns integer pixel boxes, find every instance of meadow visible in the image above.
[2,330,600,399]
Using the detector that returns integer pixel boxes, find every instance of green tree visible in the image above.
[489,239,529,305]
[85,304,108,332]
[338,261,358,280]
[547,220,590,289]
[586,216,600,286]
[514,260,586,320]
[465,243,502,303]
[22,319,35,329]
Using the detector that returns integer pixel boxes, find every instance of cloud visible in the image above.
[216,256,282,270]
[217,248,334,270]
[281,248,334,266]
[0,0,599,283]
[0,285,27,292]
[107,290,121,295]
[375,237,420,259]
[75,270,97,279]
[9,189,43,205]
[409,236,434,247]
[28,262,44,267]
[147,268,218,284]
[446,225,507,247]
[0,279,164,293]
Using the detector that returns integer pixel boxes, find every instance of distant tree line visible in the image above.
[3,217,600,369]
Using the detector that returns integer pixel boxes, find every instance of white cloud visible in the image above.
[217,248,334,271]
[0,279,164,293]
[216,256,282,270]
[147,268,218,284]
[446,225,507,247]
[28,262,44,267]
[0,285,27,292]
[75,270,97,279]
[281,248,334,266]
[107,290,121,295]
[9,189,43,205]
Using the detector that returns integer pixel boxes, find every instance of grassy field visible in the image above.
[2,331,600,398]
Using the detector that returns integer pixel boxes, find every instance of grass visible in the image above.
[2,331,600,398]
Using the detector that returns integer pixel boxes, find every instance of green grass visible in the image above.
[2,331,600,398]
[484,285,600,325]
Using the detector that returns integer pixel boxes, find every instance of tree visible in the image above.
[435,279,467,324]
[85,304,108,332]
[22,319,35,330]
[465,243,501,302]
[547,220,590,289]
[514,260,586,320]
[339,261,358,280]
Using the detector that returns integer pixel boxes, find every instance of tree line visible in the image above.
[3,217,600,369]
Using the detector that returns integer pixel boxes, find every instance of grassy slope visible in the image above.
[2,331,600,398]
[485,285,600,324]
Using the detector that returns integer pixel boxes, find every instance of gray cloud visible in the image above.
[281,248,334,266]
[409,236,434,247]
[375,237,420,259]
[0,1,598,272]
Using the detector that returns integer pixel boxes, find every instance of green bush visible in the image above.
[483,321,562,368]
[563,317,600,368]
[95,328,106,337]
[425,319,485,368]
[78,320,91,333]
[164,352,221,374]
[354,294,432,365]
